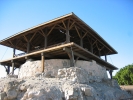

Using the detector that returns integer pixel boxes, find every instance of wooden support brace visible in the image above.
[41,53,45,72]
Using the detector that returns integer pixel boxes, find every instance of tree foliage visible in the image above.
[113,64,133,85]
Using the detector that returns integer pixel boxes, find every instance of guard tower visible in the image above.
[0,13,118,78]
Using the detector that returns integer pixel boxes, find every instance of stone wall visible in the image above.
[18,59,108,79]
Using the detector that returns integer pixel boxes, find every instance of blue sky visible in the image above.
[0,0,133,77]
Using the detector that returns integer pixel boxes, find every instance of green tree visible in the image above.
[113,64,133,85]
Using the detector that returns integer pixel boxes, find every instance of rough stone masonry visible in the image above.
[0,59,132,100]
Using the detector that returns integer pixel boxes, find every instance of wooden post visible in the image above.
[41,53,45,72]
[66,21,70,43]
[45,36,47,48]
[27,42,30,53]
[98,50,101,58]
[91,43,93,53]
[80,38,83,47]
[11,60,14,75]
[13,48,16,57]
[109,70,113,79]
[7,66,10,74]
[105,55,107,62]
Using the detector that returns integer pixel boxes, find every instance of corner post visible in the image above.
[41,53,45,72]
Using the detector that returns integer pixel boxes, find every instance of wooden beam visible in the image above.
[62,21,67,29]
[93,40,97,46]
[9,40,14,47]
[13,48,16,57]
[75,25,81,38]
[29,32,36,42]
[82,32,88,39]
[23,35,28,42]
[63,47,74,67]
[69,21,75,30]
[63,47,90,61]
[47,24,56,36]
[57,24,66,30]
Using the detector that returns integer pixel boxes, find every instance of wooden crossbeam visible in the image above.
[63,47,90,61]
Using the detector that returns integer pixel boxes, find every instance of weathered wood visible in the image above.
[105,55,107,62]
[75,26,81,38]
[69,21,75,30]
[62,21,67,29]
[90,43,93,53]
[11,60,14,75]
[109,70,113,79]
[41,53,45,72]
[29,32,36,42]
[13,48,16,57]
[80,38,83,47]
[63,47,90,61]
[63,47,74,67]
[27,42,30,53]
[45,36,47,48]
[66,23,70,43]
[47,24,56,36]
[82,32,88,39]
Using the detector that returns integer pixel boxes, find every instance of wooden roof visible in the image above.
[0,12,117,56]
[0,42,118,70]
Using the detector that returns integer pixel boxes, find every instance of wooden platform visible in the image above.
[0,42,117,70]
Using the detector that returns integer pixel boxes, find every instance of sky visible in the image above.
[0,0,133,77]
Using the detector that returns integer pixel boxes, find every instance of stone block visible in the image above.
[81,87,93,96]
[0,92,6,100]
